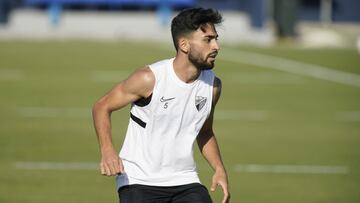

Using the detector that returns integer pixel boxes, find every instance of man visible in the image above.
[92,8,230,203]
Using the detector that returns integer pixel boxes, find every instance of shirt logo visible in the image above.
[195,96,207,111]
[160,96,175,102]
[160,96,175,109]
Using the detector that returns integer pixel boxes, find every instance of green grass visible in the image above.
[0,41,359,203]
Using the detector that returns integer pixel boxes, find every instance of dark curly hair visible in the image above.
[171,8,223,51]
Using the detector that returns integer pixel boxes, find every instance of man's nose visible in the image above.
[212,40,220,51]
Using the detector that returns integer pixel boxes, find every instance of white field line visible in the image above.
[93,69,305,85]
[234,164,349,174]
[0,69,24,81]
[17,107,269,121]
[17,107,359,122]
[225,72,305,84]
[336,111,360,122]
[220,48,360,88]
[17,107,90,118]
[90,70,130,82]
[14,162,349,175]
[215,110,268,121]
[14,162,98,170]
[157,45,360,87]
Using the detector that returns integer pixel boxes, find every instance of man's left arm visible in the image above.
[197,77,230,203]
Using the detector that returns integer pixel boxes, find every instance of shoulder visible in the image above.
[134,66,155,83]
[212,76,222,106]
[123,66,155,97]
[148,58,172,71]
[126,66,154,85]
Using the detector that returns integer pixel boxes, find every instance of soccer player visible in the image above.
[92,8,230,203]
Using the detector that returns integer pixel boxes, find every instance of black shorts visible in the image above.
[118,183,212,203]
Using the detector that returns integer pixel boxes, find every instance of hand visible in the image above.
[100,148,124,176]
[210,168,230,203]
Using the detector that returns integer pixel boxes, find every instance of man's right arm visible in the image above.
[92,67,154,176]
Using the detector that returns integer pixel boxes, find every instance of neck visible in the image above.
[173,54,201,84]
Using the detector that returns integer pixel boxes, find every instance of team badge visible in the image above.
[195,96,207,111]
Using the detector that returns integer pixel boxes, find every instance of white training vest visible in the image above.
[116,58,215,189]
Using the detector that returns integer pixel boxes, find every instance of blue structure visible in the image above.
[248,0,266,28]
[26,0,195,26]
[48,1,61,26]
[23,0,360,28]
[25,0,195,8]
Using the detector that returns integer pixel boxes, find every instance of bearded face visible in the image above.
[188,46,218,70]
[186,23,220,70]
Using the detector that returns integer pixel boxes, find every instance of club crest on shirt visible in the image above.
[195,96,207,111]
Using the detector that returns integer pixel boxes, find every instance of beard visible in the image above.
[188,49,215,70]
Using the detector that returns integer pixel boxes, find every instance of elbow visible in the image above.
[92,98,109,116]
[92,101,100,117]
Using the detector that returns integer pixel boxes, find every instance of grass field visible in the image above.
[0,41,359,203]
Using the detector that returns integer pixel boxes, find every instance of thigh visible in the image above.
[118,185,172,203]
[171,183,212,203]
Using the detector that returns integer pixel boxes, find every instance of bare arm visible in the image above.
[197,77,230,203]
[92,67,154,176]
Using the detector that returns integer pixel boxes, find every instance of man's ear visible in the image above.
[179,37,190,54]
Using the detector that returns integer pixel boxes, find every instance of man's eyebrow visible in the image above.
[204,34,219,39]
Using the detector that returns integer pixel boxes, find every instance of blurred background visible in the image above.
[0,0,359,203]
[0,0,359,46]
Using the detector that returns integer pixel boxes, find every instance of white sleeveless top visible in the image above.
[116,58,215,189]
